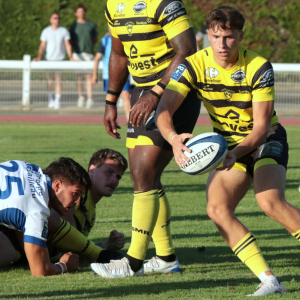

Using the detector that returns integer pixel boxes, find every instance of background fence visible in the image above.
[0,56,300,114]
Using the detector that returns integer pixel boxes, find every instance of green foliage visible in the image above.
[0,0,300,61]
[0,123,299,299]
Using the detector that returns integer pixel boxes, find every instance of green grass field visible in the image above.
[0,123,299,300]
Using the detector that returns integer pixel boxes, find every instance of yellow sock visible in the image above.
[232,232,270,277]
[48,219,103,260]
[292,229,300,241]
[127,190,160,260]
[152,189,174,256]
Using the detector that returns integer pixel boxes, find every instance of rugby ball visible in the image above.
[180,132,228,175]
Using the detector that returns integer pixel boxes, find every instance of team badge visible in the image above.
[125,22,134,36]
[133,1,146,13]
[42,221,48,239]
[259,69,274,87]
[163,1,183,16]
[147,18,152,23]
[205,67,219,78]
[231,70,246,82]
[221,88,234,100]
[171,64,186,81]
[116,3,125,13]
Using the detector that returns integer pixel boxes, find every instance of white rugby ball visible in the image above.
[180,132,228,175]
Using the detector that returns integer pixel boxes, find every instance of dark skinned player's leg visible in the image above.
[126,145,174,272]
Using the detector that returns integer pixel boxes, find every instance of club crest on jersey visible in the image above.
[126,22,134,36]
[171,64,186,81]
[221,88,234,100]
[163,1,183,16]
[133,1,146,13]
[42,221,48,239]
[205,67,219,78]
[116,3,125,13]
[231,70,246,82]
[259,69,274,87]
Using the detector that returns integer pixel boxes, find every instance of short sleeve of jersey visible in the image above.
[155,0,191,40]
[251,61,275,102]
[98,38,106,54]
[40,28,47,41]
[167,58,196,97]
[63,28,71,40]
[23,212,49,247]
[105,4,118,38]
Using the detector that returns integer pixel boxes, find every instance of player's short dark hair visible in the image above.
[88,149,128,174]
[205,6,245,31]
[75,3,87,13]
[43,157,92,190]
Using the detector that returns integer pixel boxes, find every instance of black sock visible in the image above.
[157,254,176,262]
[125,254,143,272]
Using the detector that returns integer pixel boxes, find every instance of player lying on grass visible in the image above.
[155,5,300,297]
[46,149,128,263]
[0,158,91,276]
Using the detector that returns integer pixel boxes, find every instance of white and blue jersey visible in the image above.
[0,160,52,247]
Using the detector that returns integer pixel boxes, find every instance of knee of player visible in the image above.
[206,203,233,223]
[257,196,284,216]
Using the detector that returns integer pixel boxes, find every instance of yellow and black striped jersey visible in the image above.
[74,191,96,237]
[167,45,279,146]
[105,0,191,87]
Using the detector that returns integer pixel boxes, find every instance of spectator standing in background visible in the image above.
[33,13,74,110]
[92,28,131,121]
[70,4,98,109]
[196,25,210,50]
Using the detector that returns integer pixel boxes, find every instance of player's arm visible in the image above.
[130,28,197,127]
[33,41,46,61]
[24,242,79,277]
[156,89,193,167]
[104,36,129,139]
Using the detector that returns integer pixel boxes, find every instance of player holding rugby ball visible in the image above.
[156,6,300,297]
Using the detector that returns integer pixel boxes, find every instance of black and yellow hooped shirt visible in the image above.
[167,46,279,146]
[105,0,191,87]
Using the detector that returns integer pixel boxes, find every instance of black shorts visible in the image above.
[126,86,201,151]
[229,123,289,177]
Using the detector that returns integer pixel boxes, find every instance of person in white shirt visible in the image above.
[0,158,91,277]
[33,13,74,109]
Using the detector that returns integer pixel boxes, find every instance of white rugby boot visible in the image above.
[247,280,286,296]
[144,256,181,273]
[90,257,144,278]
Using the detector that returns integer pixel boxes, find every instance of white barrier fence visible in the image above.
[0,55,300,112]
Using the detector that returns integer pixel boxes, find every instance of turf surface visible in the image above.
[0,123,299,299]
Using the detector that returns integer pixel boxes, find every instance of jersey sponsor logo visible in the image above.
[116,3,125,13]
[221,88,234,100]
[171,64,186,81]
[163,1,183,16]
[127,128,134,133]
[167,9,185,22]
[42,221,48,239]
[231,70,246,82]
[205,67,219,78]
[125,22,134,36]
[259,69,274,87]
[130,45,138,58]
[133,1,146,13]
[129,45,157,70]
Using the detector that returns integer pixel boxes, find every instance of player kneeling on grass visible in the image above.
[47,149,127,263]
[0,158,91,276]
[154,6,300,297]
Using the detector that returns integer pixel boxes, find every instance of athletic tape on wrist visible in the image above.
[106,100,117,106]
[171,134,178,145]
[55,262,64,274]
[107,90,121,97]
[60,261,67,272]
[150,90,161,99]
[157,82,166,90]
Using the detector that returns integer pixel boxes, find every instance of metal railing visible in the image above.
[0,56,300,113]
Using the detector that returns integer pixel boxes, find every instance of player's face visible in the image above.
[75,8,86,19]
[50,14,60,26]
[208,26,244,68]
[89,159,123,197]
[52,181,86,215]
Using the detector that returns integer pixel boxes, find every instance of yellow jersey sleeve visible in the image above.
[105,3,118,38]
[251,61,275,102]
[155,0,191,40]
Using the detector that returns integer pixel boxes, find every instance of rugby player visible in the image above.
[47,149,127,263]
[91,0,200,277]
[0,158,91,277]
[155,6,300,296]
